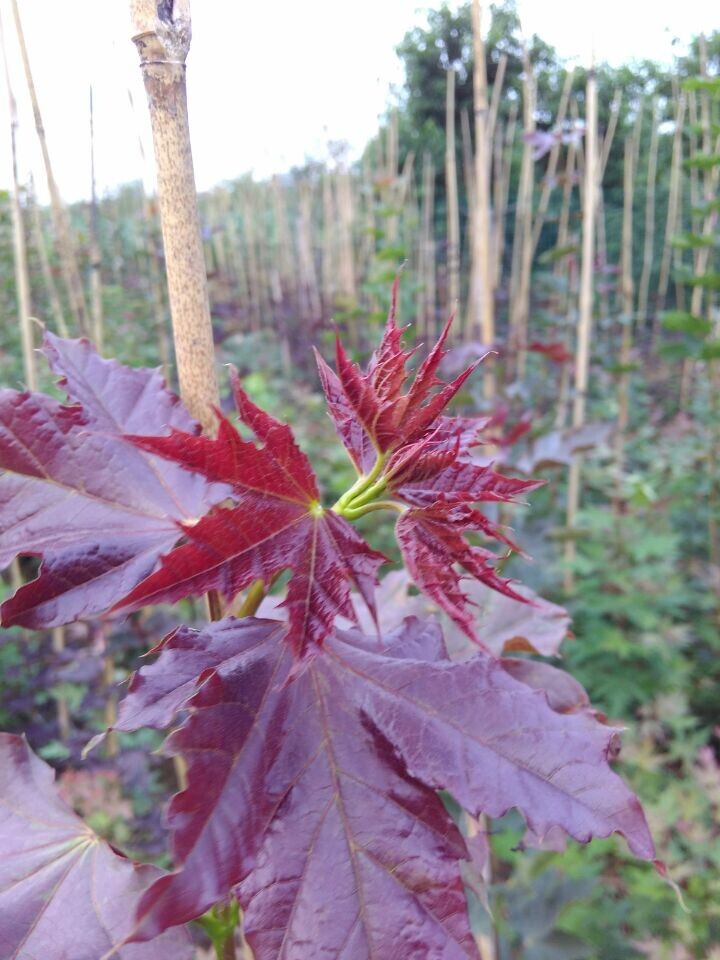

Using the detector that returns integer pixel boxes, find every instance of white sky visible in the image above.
[0,0,715,203]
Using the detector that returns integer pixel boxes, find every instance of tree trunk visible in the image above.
[129,0,219,436]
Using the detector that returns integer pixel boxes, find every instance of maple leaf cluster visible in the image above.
[0,295,660,959]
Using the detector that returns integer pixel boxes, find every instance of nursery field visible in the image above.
[0,2,718,958]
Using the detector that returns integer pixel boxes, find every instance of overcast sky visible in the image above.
[0,1,715,203]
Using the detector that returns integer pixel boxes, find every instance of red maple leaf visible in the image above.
[315,282,542,643]
[115,371,385,658]
[0,734,192,960]
[111,616,656,953]
[0,334,225,629]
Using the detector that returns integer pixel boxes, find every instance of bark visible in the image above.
[129,0,219,434]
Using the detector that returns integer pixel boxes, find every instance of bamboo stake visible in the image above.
[271,175,296,299]
[530,68,574,257]
[494,100,518,292]
[420,153,436,340]
[564,66,598,591]
[509,50,536,381]
[656,91,686,317]
[0,8,34,389]
[615,128,638,500]
[386,108,400,244]
[599,88,622,181]
[336,167,356,304]
[129,0,219,437]
[296,180,321,325]
[321,171,336,307]
[51,627,71,743]
[445,68,461,319]
[88,88,104,351]
[470,0,494,395]
[554,134,576,317]
[27,179,69,337]
[11,0,89,336]
[637,98,659,323]
[487,53,507,149]
[596,187,612,325]
[126,86,171,361]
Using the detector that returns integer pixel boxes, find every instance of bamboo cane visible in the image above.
[564,67,598,592]
[11,0,89,336]
[614,128,638,502]
[321,171,336,308]
[27,179,69,337]
[637,98,659,324]
[487,53,507,150]
[509,50,536,381]
[88,87,104,351]
[494,100,518,293]
[297,180,321,325]
[271,175,296,299]
[530,68,574,257]
[470,0,494,397]
[420,152,436,340]
[336,166,356,304]
[656,90,686,318]
[0,8,34,389]
[553,131,577,319]
[445,68,461,320]
[599,88,622,181]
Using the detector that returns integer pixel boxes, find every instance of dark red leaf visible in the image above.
[396,504,527,646]
[0,733,192,960]
[313,288,542,633]
[116,616,655,953]
[0,334,224,628]
[116,384,385,657]
[316,286,483,462]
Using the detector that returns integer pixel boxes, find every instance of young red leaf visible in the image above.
[0,733,192,960]
[0,334,225,629]
[116,616,655,953]
[316,284,482,462]
[116,381,386,657]
[314,286,543,636]
[395,504,528,646]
